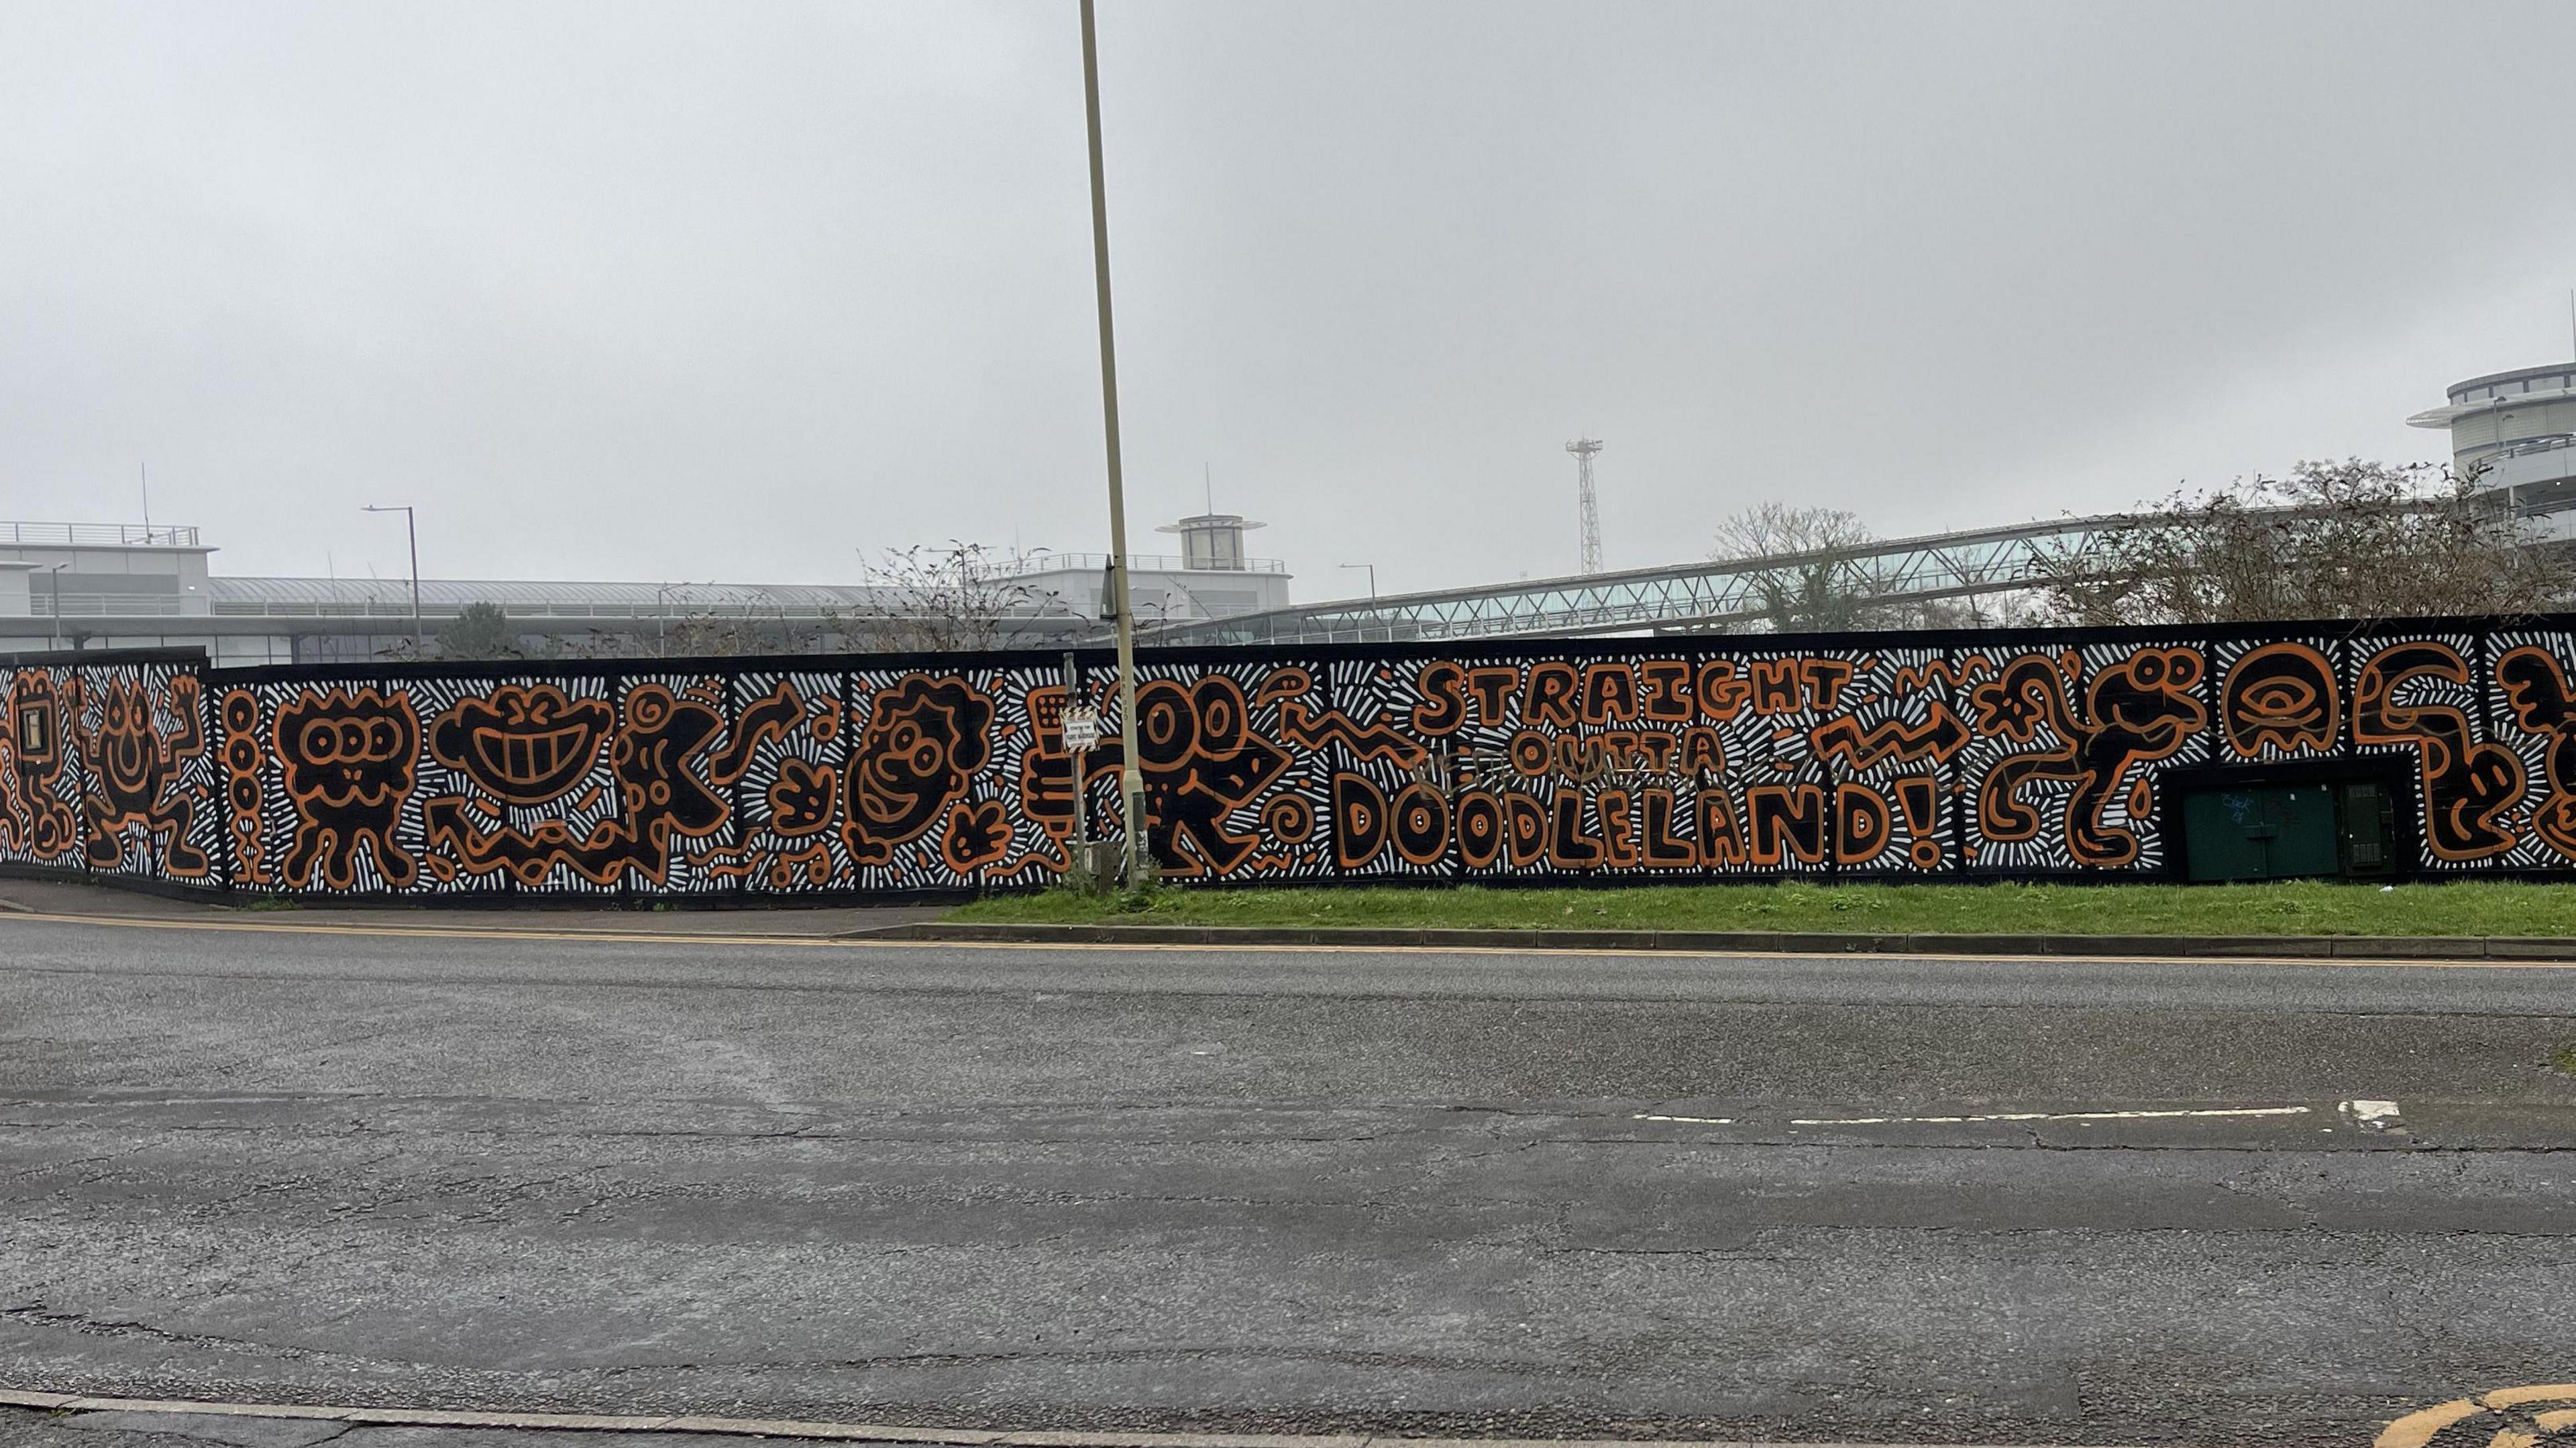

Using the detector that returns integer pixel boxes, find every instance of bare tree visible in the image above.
[834,542,1042,653]
[1904,591,2051,631]
[2035,458,2567,627]
[1710,503,1902,632]
[547,610,830,661]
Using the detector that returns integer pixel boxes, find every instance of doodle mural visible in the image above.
[17,618,2576,899]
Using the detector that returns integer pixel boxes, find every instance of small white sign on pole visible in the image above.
[1061,706,1101,753]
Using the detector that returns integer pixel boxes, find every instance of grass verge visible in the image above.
[951,879,2576,938]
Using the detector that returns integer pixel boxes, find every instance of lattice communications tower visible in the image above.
[1566,437,1604,574]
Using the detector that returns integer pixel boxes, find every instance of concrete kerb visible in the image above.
[0,1388,2135,1448]
[876,919,2576,962]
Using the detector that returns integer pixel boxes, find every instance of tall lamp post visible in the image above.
[1079,0,1149,889]
[362,505,424,655]
[42,563,68,651]
[2487,406,2525,539]
[1337,562,1378,600]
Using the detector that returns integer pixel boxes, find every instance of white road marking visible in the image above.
[0,1384,2163,1448]
[1628,1105,2316,1127]
[2341,1099,2406,1132]
[1784,1105,2313,1127]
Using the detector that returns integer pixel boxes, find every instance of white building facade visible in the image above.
[2408,360,2576,539]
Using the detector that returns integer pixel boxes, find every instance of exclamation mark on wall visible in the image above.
[1896,775,1940,869]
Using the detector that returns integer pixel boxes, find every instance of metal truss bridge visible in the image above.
[1145,512,2128,647]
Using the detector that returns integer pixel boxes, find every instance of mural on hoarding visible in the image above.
[0,656,215,881]
[13,621,2576,897]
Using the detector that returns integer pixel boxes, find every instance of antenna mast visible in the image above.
[1566,437,1604,574]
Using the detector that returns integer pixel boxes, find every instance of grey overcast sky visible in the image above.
[3,1,2573,600]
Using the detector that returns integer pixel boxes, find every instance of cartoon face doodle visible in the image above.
[1015,671,1295,878]
[74,672,207,877]
[429,683,614,805]
[1130,675,1292,876]
[2221,643,2339,757]
[93,679,158,807]
[273,687,421,890]
[844,674,994,866]
[423,683,731,887]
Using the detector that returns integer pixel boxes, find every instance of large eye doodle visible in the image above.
[2221,643,2337,757]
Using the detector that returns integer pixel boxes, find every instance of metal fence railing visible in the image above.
[973,552,1288,578]
[0,521,201,547]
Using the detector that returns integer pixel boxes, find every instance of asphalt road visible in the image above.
[3,911,2575,1447]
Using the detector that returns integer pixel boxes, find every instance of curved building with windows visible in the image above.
[2408,360,2576,538]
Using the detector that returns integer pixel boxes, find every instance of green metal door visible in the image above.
[2184,789,2270,882]
[2266,784,2340,879]
[2183,781,2347,882]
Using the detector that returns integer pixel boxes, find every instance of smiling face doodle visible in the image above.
[843,675,994,867]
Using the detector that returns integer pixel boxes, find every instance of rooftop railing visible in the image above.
[0,521,202,548]
[973,551,1287,578]
[30,594,194,617]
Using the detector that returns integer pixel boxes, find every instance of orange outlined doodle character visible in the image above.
[2356,641,2520,862]
[1014,681,1098,867]
[844,674,995,869]
[1886,655,1998,696]
[1020,673,1294,877]
[1129,675,1293,877]
[710,742,838,886]
[2220,642,2339,757]
[76,672,208,877]
[1972,647,2206,868]
[273,685,421,889]
[1264,665,1425,766]
[767,755,838,836]
[2497,645,2576,860]
[688,679,827,883]
[428,682,614,807]
[216,688,274,886]
[2,669,78,861]
[941,799,1012,873]
[1809,700,1970,771]
[423,682,735,886]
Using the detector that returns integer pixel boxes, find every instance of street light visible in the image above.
[1337,562,1378,600]
[361,505,424,655]
[1078,0,1149,890]
[2489,406,2524,535]
[40,563,68,651]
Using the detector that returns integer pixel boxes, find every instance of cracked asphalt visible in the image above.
[4,909,2575,1447]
